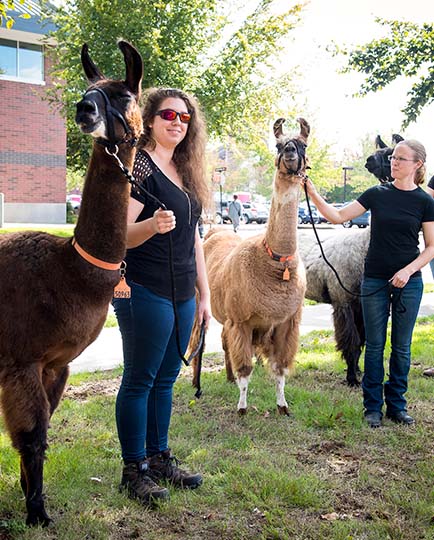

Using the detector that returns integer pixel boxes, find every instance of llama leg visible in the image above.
[236,373,251,414]
[1,370,52,527]
[271,313,302,416]
[222,323,235,383]
[333,304,363,387]
[224,321,253,414]
[43,366,69,417]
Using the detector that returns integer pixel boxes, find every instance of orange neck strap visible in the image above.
[263,239,294,263]
[72,238,122,271]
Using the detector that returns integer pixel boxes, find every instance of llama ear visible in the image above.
[273,118,285,140]
[392,133,404,145]
[81,43,105,83]
[297,117,310,143]
[375,135,387,149]
[118,40,143,97]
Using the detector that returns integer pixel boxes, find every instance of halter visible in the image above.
[84,86,138,153]
[376,151,392,183]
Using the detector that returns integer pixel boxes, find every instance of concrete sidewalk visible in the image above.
[70,288,434,375]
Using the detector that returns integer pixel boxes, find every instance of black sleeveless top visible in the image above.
[125,150,201,301]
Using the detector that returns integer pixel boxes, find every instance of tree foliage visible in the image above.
[0,0,31,28]
[44,0,303,171]
[343,19,434,128]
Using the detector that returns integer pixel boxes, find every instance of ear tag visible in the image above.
[113,261,131,298]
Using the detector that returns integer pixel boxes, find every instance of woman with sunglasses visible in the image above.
[112,88,211,504]
[302,139,434,428]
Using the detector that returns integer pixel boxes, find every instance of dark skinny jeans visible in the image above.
[113,281,195,462]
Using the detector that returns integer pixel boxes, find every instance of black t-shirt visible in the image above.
[125,150,201,301]
[357,182,434,279]
[428,176,434,190]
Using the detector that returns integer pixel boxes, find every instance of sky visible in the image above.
[282,0,434,172]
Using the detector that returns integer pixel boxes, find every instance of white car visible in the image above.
[67,194,82,214]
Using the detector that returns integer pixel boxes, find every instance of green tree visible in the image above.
[44,0,303,171]
[342,19,434,128]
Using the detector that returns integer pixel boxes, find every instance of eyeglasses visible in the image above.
[388,155,417,163]
[155,109,191,124]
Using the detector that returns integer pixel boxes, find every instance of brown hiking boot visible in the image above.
[120,460,169,503]
[147,449,203,489]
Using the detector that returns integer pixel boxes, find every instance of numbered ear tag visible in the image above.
[113,261,131,298]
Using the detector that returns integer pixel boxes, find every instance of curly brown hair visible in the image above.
[139,87,210,208]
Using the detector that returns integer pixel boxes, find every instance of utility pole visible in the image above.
[342,166,354,203]
[215,167,227,217]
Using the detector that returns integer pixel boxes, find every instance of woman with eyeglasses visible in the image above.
[302,140,434,428]
[112,88,211,504]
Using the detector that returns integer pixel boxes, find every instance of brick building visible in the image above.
[0,0,66,223]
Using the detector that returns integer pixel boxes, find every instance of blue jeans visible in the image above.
[112,282,196,462]
[361,276,423,416]
[430,258,434,279]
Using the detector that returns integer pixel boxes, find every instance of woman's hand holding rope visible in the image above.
[153,208,176,234]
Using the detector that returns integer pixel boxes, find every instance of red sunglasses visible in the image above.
[155,109,191,124]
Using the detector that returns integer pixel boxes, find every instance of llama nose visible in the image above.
[75,98,98,120]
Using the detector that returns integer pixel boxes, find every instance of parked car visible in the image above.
[214,201,230,224]
[342,203,370,228]
[242,202,269,224]
[66,193,81,214]
[298,204,320,224]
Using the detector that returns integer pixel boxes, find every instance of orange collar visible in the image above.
[263,239,294,263]
[72,238,122,271]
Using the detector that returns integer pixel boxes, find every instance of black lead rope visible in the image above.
[106,146,197,366]
[302,180,405,311]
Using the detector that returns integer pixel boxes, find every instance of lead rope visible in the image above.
[186,321,206,398]
[106,146,196,366]
[302,179,405,311]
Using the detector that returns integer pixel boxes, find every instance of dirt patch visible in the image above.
[64,354,225,402]
[64,377,121,401]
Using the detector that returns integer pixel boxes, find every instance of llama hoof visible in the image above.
[237,408,247,416]
[345,379,361,388]
[26,513,53,528]
[277,405,290,416]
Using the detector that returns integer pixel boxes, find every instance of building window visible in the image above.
[0,38,44,83]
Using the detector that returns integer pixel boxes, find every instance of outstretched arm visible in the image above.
[301,177,367,224]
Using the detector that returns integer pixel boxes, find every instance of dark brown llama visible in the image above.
[0,41,143,526]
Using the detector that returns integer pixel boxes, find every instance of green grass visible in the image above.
[1,319,433,539]
[0,227,74,238]
[424,282,434,294]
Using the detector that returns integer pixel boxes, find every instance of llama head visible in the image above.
[273,117,310,175]
[75,41,143,147]
[364,133,404,183]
